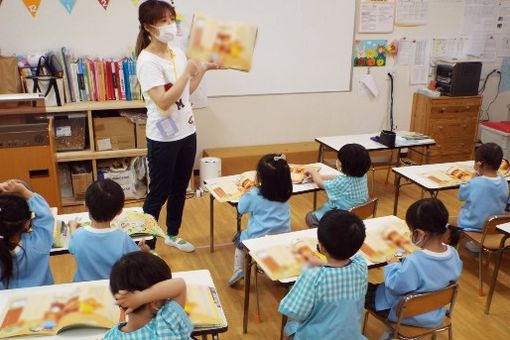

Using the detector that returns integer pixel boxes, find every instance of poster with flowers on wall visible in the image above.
[353,39,387,67]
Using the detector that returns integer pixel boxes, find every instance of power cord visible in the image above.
[480,71,501,122]
[388,73,394,131]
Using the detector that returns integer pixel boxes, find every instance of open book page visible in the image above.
[184,285,223,329]
[359,218,417,264]
[187,12,258,71]
[422,167,475,186]
[0,284,120,338]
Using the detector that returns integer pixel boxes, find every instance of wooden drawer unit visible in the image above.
[409,93,481,163]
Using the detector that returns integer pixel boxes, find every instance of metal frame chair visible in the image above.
[363,282,459,340]
[349,197,378,220]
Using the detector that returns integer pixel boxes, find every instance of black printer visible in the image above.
[435,61,482,96]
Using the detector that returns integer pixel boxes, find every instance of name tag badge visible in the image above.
[156,116,179,138]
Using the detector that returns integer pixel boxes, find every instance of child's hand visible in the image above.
[68,220,81,229]
[386,255,401,264]
[138,239,151,253]
[0,180,33,199]
[304,253,327,267]
[115,290,145,314]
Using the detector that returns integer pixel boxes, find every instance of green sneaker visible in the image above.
[164,236,195,252]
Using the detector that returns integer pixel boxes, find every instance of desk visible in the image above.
[391,161,485,215]
[204,162,340,252]
[240,215,408,334]
[50,207,155,256]
[0,270,227,340]
[487,223,510,314]
[315,132,436,164]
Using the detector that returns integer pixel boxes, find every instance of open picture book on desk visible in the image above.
[247,216,416,281]
[53,208,166,249]
[187,12,258,71]
[185,284,224,330]
[421,159,510,187]
[0,281,121,338]
[206,164,322,203]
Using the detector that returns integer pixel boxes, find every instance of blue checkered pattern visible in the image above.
[314,173,368,220]
[104,300,193,339]
[279,254,368,340]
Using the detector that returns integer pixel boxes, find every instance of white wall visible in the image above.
[0,0,503,159]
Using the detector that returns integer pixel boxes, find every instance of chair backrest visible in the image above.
[395,282,458,322]
[481,215,510,244]
[350,197,378,220]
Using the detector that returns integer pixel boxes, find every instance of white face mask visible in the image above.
[152,23,177,43]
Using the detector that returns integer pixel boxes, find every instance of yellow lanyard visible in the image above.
[169,48,178,82]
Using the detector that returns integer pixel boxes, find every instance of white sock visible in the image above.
[233,248,244,272]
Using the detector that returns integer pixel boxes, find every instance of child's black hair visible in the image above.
[85,179,125,222]
[318,209,366,260]
[110,252,172,313]
[256,154,292,203]
[0,195,31,287]
[405,198,459,246]
[475,142,503,171]
[337,144,372,177]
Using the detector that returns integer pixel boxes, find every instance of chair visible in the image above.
[350,197,378,220]
[363,282,458,340]
[459,214,510,314]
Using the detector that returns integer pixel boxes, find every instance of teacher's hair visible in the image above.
[136,0,177,56]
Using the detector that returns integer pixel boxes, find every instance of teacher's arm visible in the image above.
[148,60,199,111]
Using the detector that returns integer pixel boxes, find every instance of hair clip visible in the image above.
[273,154,287,162]
[0,236,4,239]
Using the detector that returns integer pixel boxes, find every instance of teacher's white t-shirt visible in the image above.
[136,47,195,142]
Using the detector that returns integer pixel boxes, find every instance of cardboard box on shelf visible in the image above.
[71,172,93,200]
[135,123,146,149]
[93,117,135,151]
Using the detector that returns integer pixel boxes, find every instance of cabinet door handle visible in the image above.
[440,107,446,113]
[465,106,471,110]
[29,169,49,178]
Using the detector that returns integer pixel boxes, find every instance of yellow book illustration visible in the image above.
[187,12,258,72]
[184,284,224,329]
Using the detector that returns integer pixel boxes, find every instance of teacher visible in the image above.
[136,0,217,252]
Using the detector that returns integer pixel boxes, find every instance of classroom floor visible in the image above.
[51,170,510,339]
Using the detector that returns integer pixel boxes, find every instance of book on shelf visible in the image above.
[53,210,167,249]
[187,12,258,72]
[0,282,121,338]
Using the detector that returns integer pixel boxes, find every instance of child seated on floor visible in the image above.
[279,209,368,340]
[365,198,462,333]
[69,179,148,282]
[0,179,54,289]
[104,251,192,339]
[305,143,371,228]
[456,143,509,253]
[228,153,293,286]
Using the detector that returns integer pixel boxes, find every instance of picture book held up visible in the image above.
[187,12,258,72]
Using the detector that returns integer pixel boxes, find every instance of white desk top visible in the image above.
[50,207,153,254]
[0,270,226,340]
[243,215,407,283]
[315,132,436,152]
[205,162,340,203]
[496,222,510,236]
[392,161,474,190]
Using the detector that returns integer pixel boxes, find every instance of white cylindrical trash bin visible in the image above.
[200,157,221,191]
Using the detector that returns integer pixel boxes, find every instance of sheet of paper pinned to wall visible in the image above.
[431,38,457,60]
[395,0,429,26]
[358,0,395,33]
[396,38,413,65]
[410,39,431,85]
[461,0,498,61]
[496,0,510,57]
[500,57,510,92]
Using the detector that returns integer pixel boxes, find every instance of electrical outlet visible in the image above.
[386,67,396,76]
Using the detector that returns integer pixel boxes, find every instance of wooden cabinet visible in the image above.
[408,93,481,163]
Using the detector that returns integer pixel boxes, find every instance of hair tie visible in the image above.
[0,235,4,239]
[274,154,286,162]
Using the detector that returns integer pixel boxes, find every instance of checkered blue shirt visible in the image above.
[314,173,369,220]
[279,254,368,340]
[103,300,193,340]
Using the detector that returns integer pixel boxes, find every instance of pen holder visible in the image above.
[379,130,396,147]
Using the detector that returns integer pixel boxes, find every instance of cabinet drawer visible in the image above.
[429,119,478,139]
[430,107,480,119]
[429,141,476,156]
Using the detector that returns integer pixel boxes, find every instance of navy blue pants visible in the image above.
[143,133,196,236]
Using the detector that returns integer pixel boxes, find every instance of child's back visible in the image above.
[0,181,54,289]
[68,180,139,282]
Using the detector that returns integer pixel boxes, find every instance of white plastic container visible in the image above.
[200,157,221,191]
[479,122,510,159]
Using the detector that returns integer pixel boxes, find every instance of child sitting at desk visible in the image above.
[0,179,54,289]
[456,143,508,253]
[305,143,371,228]
[104,251,192,339]
[365,198,462,332]
[69,179,148,282]
[279,209,368,340]
[228,153,293,286]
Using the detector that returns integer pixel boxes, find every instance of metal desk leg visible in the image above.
[280,314,288,340]
[313,192,317,210]
[243,251,253,333]
[237,211,242,233]
[485,237,508,314]
[425,145,431,164]
[210,194,215,253]
[318,144,324,163]
[393,173,402,215]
